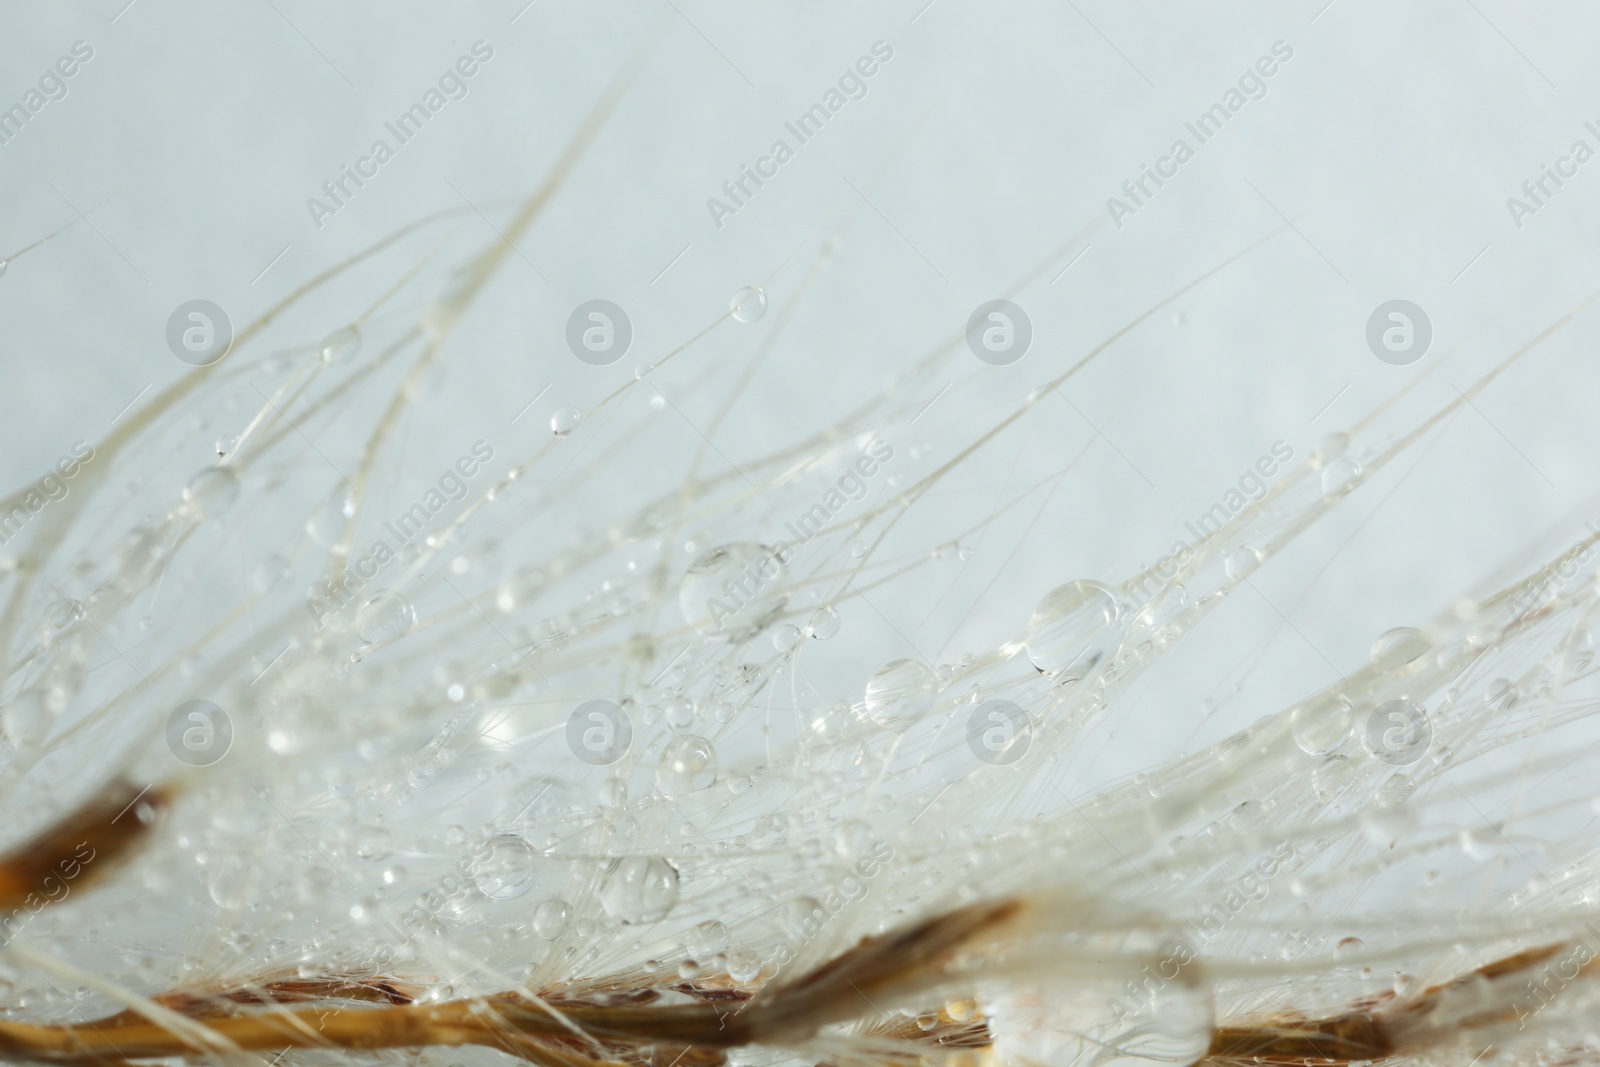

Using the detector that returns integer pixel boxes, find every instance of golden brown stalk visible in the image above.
[0,781,171,915]
[1,883,1588,1067]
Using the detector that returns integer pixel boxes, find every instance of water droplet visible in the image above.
[551,407,582,436]
[687,919,730,957]
[1459,827,1496,861]
[772,623,802,651]
[0,259,8,280]
[863,659,936,722]
[730,286,767,323]
[678,543,788,639]
[916,1011,939,1031]
[726,948,761,982]
[1290,694,1353,755]
[1370,626,1429,667]
[1309,433,1347,469]
[807,605,840,639]
[1320,455,1363,496]
[306,493,356,548]
[357,591,414,643]
[1224,546,1263,581]
[1024,580,1121,673]
[319,324,362,364]
[1359,806,1410,845]
[473,834,538,899]
[214,433,240,459]
[250,554,291,594]
[40,599,85,641]
[1563,627,1595,673]
[657,735,716,796]
[533,897,571,938]
[183,467,240,518]
[599,856,680,922]
[1312,754,1355,801]
[2,689,62,746]
[1334,936,1365,961]
[356,827,393,861]
[664,696,696,729]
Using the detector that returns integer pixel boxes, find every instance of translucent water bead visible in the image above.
[1320,455,1363,496]
[318,324,362,364]
[472,834,538,899]
[356,590,415,643]
[551,407,583,436]
[533,897,571,938]
[863,659,937,721]
[599,856,680,922]
[678,543,788,638]
[183,467,240,518]
[656,734,717,796]
[1024,580,1122,673]
[730,286,766,322]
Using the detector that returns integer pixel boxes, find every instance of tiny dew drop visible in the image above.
[1309,432,1348,469]
[356,590,415,643]
[687,919,730,957]
[730,285,767,323]
[1024,580,1121,673]
[726,948,761,982]
[533,897,571,938]
[772,623,802,651]
[473,834,538,900]
[214,433,241,460]
[183,466,240,518]
[678,543,788,639]
[250,554,291,593]
[306,492,357,548]
[0,258,8,280]
[2,689,61,746]
[319,324,362,364]
[1290,693,1353,755]
[599,856,679,922]
[1320,455,1363,496]
[1370,626,1429,666]
[657,734,717,796]
[863,659,936,722]
[807,605,841,639]
[551,407,582,436]
[1224,546,1263,581]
